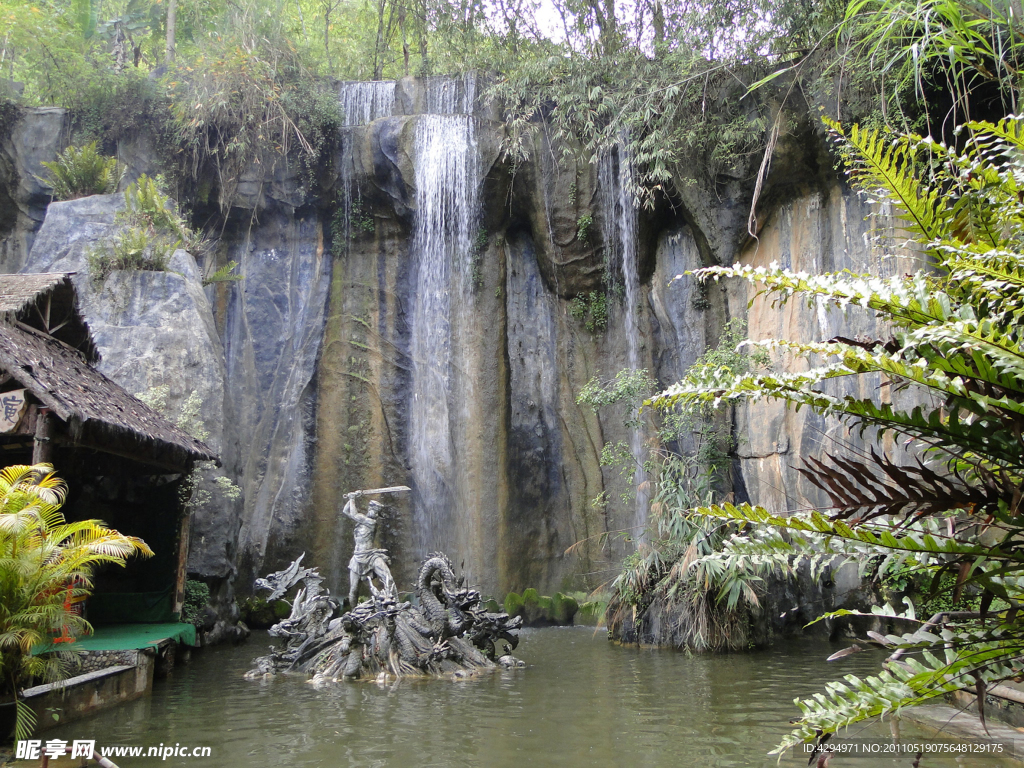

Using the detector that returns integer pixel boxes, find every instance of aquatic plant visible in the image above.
[0,464,152,741]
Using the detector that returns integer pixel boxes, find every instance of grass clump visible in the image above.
[88,226,173,283]
[88,174,209,283]
[37,141,124,201]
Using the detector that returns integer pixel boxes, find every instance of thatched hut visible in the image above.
[0,273,217,623]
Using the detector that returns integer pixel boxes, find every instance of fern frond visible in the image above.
[828,120,948,241]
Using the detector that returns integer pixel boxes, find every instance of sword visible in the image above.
[344,485,411,499]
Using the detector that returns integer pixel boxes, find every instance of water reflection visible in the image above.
[47,628,1016,767]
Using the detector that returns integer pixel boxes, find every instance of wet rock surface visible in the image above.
[0,78,914,648]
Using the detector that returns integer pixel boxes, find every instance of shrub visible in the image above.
[121,174,209,256]
[166,44,341,209]
[88,174,209,283]
[182,580,211,628]
[37,142,124,201]
[0,464,152,740]
[503,591,524,618]
[568,291,608,333]
[87,227,172,283]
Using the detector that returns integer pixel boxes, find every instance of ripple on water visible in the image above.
[44,627,1019,768]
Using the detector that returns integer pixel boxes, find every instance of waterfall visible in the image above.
[337,82,396,246]
[339,81,396,127]
[599,141,649,536]
[409,75,479,558]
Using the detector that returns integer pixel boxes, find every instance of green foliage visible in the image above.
[167,43,341,209]
[502,589,578,625]
[503,590,524,617]
[348,198,375,239]
[568,291,608,333]
[1,0,853,214]
[238,594,291,629]
[575,213,592,243]
[839,0,1024,128]
[70,71,169,149]
[182,580,210,628]
[0,464,152,740]
[481,597,501,613]
[87,226,171,282]
[135,387,240,516]
[491,51,770,208]
[202,260,243,286]
[123,173,183,234]
[648,113,1024,752]
[577,320,773,650]
[568,591,608,626]
[471,227,488,289]
[89,174,209,283]
[37,141,124,201]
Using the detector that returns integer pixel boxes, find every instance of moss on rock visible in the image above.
[502,589,578,626]
[240,595,291,629]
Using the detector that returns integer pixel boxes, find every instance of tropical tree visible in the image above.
[0,464,153,741]
[646,111,1024,753]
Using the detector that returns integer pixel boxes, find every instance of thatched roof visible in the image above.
[0,273,68,314]
[0,274,217,469]
[0,273,97,361]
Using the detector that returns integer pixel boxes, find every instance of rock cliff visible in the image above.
[0,76,908,618]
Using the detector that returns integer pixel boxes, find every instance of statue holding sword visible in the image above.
[341,485,409,607]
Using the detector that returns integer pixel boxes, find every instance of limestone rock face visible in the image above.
[222,203,331,591]
[1,77,918,624]
[0,107,67,273]
[728,185,920,514]
[20,194,235,584]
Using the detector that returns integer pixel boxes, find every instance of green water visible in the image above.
[47,628,1019,767]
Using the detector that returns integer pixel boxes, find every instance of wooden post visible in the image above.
[172,469,192,618]
[173,511,190,618]
[32,407,54,465]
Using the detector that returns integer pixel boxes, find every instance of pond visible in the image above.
[47,628,1017,767]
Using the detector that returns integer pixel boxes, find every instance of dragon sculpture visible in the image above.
[246,552,524,681]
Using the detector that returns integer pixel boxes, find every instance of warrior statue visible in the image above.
[342,490,397,606]
[247,483,526,681]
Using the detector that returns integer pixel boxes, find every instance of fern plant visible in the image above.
[37,142,124,201]
[89,174,208,283]
[650,116,1024,753]
[119,174,208,257]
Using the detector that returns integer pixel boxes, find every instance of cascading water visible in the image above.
[339,81,396,126]
[323,81,399,592]
[337,81,396,244]
[409,75,479,558]
[599,141,649,536]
